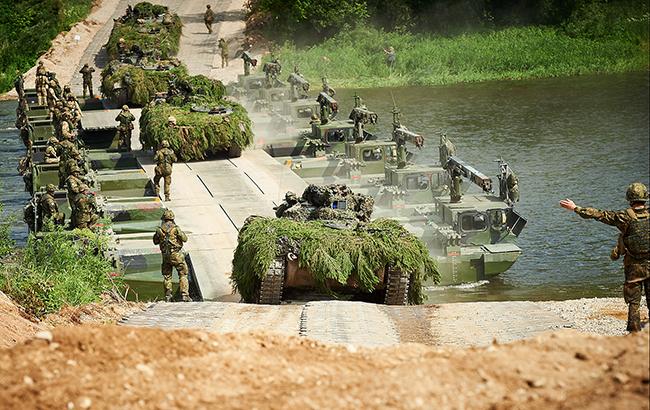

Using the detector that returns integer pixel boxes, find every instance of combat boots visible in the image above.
[165,292,173,303]
[182,295,193,302]
[165,195,171,201]
[627,304,641,332]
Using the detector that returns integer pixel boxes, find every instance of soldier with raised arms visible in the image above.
[560,182,650,332]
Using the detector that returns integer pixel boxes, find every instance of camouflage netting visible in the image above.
[100,62,187,106]
[231,217,440,305]
[139,97,253,160]
[106,2,182,61]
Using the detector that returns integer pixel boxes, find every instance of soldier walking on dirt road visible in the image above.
[204,5,215,34]
[153,210,191,302]
[154,139,177,201]
[560,182,650,332]
[218,38,229,68]
[79,63,95,98]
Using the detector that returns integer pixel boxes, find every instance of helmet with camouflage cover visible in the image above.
[626,182,648,203]
[122,105,129,111]
[69,165,81,174]
[161,209,175,220]
[161,140,170,148]
[46,183,56,193]
[48,136,59,145]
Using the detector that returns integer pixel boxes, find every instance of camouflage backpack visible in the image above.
[623,209,650,257]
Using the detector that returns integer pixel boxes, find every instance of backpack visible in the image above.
[623,209,650,257]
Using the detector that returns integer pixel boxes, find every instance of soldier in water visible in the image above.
[560,182,649,332]
[79,63,95,98]
[115,105,135,151]
[154,138,177,201]
[204,4,215,34]
[153,209,191,302]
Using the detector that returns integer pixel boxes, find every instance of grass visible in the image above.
[269,26,649,88]
[231,216,439,304]
[0,228,120,318]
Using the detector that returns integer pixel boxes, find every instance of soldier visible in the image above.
[204,4,215,34]
[384,46,396,70]
[506,170,520,203]
[46,79,59,112]
[445,161,462,203]
[115,105,135,151]
[58,135,79,188]
[438,134,456,166]
[275,191,301,217]
[14,71,25,100]
[154,139,177,201]
[560,182,650,332]
[153,210,191,302]
[39,184,65,230]
[322,77,336,97]
[36,62,48,105]
[19,122,33,151]
[79,63,95,98]
[44,137,60,163]
[66,165,97,230]
[117,37,128,59]
[218,38,229,68]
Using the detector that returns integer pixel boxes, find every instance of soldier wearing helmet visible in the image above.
[560,182,650,332]
[39,184,65,230]
[115,105,135,151]
[79,63,95,98]
[274,191,301,217]
[153,209,190,302]
[66,164,97,229]
[44,136,60,164]
[154,139,177,201]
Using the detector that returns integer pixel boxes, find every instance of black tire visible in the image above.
[256,258,285,305]
[228,145,242,158]
[384,267,409,306]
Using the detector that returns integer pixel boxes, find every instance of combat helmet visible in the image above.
[626,182,648,203]
[162,209,175,221]
[69,165,81,175]
[161,140,170,148]
[122,105,129,110]
[47,136,59,145]
[46,184,56,193]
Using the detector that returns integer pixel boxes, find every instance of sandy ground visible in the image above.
[0,324,648,410]
[1,0,124,100]
[0,292,42,348]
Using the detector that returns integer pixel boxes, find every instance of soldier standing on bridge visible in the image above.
[560,182,650,332]
[36,62,48,105]
[153,210,191,302]
[218,38,229,68]
[79,63,95,98]
[115,105,135,151]
[204,5,215,34]
[39,184,65,230]
[154,139,177,201]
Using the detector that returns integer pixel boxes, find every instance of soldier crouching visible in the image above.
[153,210,191,302]
[560,182,650,332]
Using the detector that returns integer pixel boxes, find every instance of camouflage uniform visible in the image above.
[447,163,462,203]
[79,64,95,98]
[507,171,520,203]
[58,138,79,188]
[154,140,177,201]
[204,6,215,34]
[36,63,48,105]
[115,106,135,151]
[218,38,229,68]
[44,137,60,164]
[66,168,96,229]
[39,184,65,230]
[20,123,33,151]
[153,210,190,302]
[574,183,649,332]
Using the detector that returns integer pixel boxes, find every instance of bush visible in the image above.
[0,0,94,92]
[0,201,13,260]
[231,217,439,304]
[139,96,253,160]
[0,229,120,317]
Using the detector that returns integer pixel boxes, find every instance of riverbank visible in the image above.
[271,26,649,88]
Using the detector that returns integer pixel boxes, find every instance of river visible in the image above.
[1,72,648,302]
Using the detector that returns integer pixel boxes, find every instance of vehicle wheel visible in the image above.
[228,145,242,158]
[256,258,285,305]
[384,267,409,305]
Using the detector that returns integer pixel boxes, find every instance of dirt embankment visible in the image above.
[1,325,647,410]
[0,292,42,348]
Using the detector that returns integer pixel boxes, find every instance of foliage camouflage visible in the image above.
[139,95,253,160]
[105,2,182,61]
[100,63,188,106]
[0,228,119,317]
[231,217,439,304]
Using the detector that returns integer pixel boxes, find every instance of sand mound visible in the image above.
[1,325,647,409]
[0,291,42,348]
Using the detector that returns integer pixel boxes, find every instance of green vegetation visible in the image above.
[0,228,119,317]
[139,96,253,160]
[101,63,188,106]
[232,217,439,305]
[0,0,94,93]
[252,0,649,87]
[105,2,182,60]
[271,25,649,88]
[0,201,13,259]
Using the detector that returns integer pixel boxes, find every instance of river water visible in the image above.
[1,72,648,302]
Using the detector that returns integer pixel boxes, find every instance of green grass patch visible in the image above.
[105,2,182,61]
[0,0,94,92]
[101,63,188,106]
[0,228,120,317]
[139,96,253,160]
[0,201,13,259]
[270,26,649,88]
[232,217,439,304]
